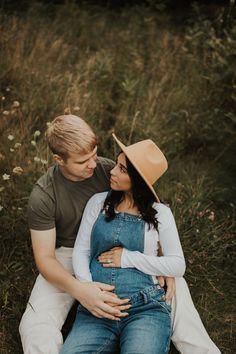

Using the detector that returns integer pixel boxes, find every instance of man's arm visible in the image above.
[31,228,130,320]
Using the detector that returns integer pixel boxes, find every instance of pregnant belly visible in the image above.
[90,259,154,298]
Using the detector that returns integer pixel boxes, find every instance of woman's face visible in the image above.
[110,153,132,192]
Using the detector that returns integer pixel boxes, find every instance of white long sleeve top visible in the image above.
[72,192,186,283]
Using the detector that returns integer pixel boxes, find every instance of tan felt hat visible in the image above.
[112,133,168,202]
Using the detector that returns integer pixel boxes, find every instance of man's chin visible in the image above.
[85,170,95,178]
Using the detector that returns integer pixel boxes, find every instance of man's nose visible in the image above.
[88,158,97,169]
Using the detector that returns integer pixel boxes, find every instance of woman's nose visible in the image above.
[110,167,116,176]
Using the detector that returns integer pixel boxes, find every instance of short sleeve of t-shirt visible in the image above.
[28,185,55,230]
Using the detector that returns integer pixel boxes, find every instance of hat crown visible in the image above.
[125,139,168,185]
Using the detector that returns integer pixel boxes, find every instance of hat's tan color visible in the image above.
[112,134,168,202]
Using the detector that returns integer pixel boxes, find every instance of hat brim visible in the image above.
[112,133,160,203]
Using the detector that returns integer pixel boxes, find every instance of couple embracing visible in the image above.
[19,115,220,354]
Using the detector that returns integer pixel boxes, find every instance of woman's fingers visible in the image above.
[165,277,176,304]
[102,262,116,267]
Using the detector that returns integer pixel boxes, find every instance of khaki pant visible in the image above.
[19,247,221,354]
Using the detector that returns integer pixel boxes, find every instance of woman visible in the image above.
[60,134,186,354]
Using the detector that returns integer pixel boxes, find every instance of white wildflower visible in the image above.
[2,174,10,181]
[10,148,15,152]
[12,166,23,175]
[31,140,36,146]
[8,134,14,141]
[3,110,9,116]
[14,143,22,149]
[41,159,48,165]
[208,211,215,221]
[12,101,20,108]
[1,96,5,101]
[6,87,10,92]
[34,156,41,162]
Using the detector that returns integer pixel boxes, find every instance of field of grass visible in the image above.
[0,1,236,353]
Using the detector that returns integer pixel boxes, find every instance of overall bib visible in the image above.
[61,212,171,354]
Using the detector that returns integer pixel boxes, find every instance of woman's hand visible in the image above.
[98,247,123,268]
[157,276,176,304]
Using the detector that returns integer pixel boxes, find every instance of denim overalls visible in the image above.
[61,212,172,354]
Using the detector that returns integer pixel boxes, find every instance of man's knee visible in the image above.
[19,308,63,354]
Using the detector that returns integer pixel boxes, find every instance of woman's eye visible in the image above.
[119,166,127,173]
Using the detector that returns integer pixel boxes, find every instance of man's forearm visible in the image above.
[36,255,80,298]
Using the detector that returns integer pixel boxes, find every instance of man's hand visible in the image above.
[98,247,123,268]
[75,281,131,320]
[157,276,176,304]
[30,229,130,321]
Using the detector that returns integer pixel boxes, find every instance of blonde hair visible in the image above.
[46,115,97,160]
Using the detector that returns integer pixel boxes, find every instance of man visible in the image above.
[19,115,132,353]
[19,115,220,354]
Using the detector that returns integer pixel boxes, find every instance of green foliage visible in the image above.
[0,2,235,353]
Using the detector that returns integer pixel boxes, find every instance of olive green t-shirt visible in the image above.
[28,156,114,248]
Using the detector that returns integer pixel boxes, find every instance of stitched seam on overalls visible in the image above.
[156,301,172,319]
[95,332,117,354]
[165,325,172,353]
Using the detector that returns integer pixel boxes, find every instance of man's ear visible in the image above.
[53,154,64,166]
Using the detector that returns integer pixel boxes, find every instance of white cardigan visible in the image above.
[73,192,186,282]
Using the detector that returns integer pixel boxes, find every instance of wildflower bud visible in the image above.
[6,87,10,92]
[31,140,36,146]
[1,96,5,101]
[12,101,20,108]
[8,134,14,141]
[34,130,41,137]
[64,107,71,114]
[0,153,5,161]
[3,110,9,116]
[34,156,41,163]
[10,148,15,152]
[2,174,10,181]
[12,166,24,176]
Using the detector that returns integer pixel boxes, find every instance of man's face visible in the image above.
[56,146,98,181]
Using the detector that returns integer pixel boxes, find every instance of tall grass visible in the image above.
[0,2,235,353]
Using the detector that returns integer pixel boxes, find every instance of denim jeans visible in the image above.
[61,285,171,354]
